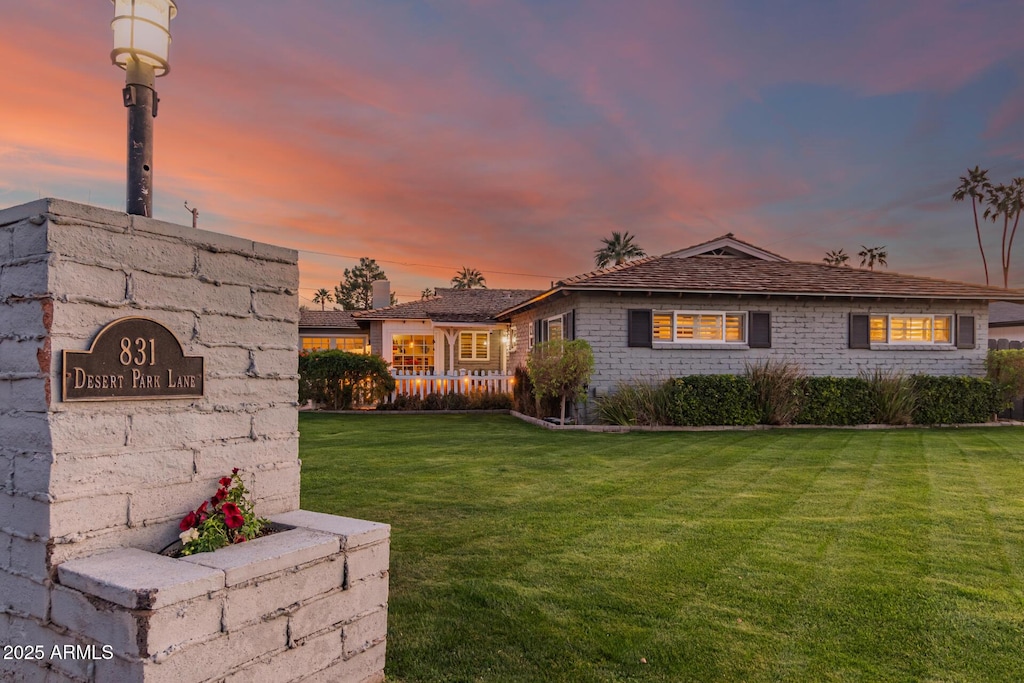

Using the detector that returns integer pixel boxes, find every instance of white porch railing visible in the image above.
[390,369,513,399]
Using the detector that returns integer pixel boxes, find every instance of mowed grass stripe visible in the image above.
[299,414,1024,682]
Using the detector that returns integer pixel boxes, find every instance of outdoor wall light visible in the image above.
[111,0,177,217]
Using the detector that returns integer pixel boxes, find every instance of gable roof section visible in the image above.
[298,309,362,332]
[662,233,789,261]
[354,288,542,323]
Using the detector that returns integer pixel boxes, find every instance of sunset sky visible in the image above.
[2,1,1023,304]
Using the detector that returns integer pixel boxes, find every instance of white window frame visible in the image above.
[869,314,953,345]
[458,331,491,361]
[546,315,564,342]
[652,310,747,344]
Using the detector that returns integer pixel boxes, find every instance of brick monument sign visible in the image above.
[0,199,389,682]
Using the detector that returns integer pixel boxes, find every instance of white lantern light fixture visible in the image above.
[111,0,177,217]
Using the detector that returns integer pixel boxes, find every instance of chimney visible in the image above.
[372,280,391,309]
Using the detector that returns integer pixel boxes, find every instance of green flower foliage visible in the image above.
[179,472,268,557]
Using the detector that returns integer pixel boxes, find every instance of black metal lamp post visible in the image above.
[111,0,177,217]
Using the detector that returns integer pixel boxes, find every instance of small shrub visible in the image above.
[596,379,675,426]
[527,339,595,424]
[468,392,513,410]
[911,376,999,424]
[746,359,805,425]
[865,369,916,425]
[513,366,559,417]
[667,375,758,426]
[377,394,423,411]
[795,377,874,425]
[985,349,1024,408]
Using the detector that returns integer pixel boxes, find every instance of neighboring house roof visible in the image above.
[298,309,363,332]
[497,235,1024,318]
[354,288,542,323]
[989,301,1024,327]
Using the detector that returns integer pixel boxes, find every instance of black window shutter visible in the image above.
[957,315,976,349]
[627,309,652,348]
[563,310,575,340]
[748,311,771,348]
[533,319,543,347]
[849,314,870,349]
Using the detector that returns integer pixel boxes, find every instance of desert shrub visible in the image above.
[985,349,1024,408]
[596,379,675,426]
[746,359,805,425]
[298,350,394,410]
[667,375,758,426]
[795,377,874,425]
[864,369,916,425]
[911,376,1000,424]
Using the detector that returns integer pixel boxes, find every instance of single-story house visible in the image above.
[495,234,1024,404]
[988,301,1024,346]
[298,310,370,353]
[351,287,540,380]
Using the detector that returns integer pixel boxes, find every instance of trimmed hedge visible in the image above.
[795,377,874,426]
[910,376,1000,425]
[667,375,759,426]
[598,373,999,427]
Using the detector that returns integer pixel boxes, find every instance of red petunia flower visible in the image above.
[179,511,197,531]
[219,477,232,487]
[225,513,245,529]
[232,467,239,475]
[195,501,209,521]
[214,487,227,502]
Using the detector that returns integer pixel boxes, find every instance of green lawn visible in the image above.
[298,414,1024,682]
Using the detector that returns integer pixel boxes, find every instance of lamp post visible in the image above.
[111,0,177,217]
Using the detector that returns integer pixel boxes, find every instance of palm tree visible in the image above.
[312,288,333,311]
[451,267,487,290]
[823,248,850,266]
[595,231,646,268]
[858,245,888,271]
[983,177,1024,288]
[421,287,434,299]
[952,166,992,285]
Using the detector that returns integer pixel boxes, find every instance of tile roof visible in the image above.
[298,309,362,331]
[496,253,1024,319]
[353,288,542,323]
[555,257,1024,299]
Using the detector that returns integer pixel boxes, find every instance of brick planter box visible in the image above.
[54,511,389,683]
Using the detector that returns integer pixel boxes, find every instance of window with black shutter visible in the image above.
[956,315,976,349]
[849,314,870,349]
[627,309,653,348]
[748,311,771,348]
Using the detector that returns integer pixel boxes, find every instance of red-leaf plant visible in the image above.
[177,469,268,556]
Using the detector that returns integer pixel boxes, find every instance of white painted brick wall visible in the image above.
[509,292,991,401]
